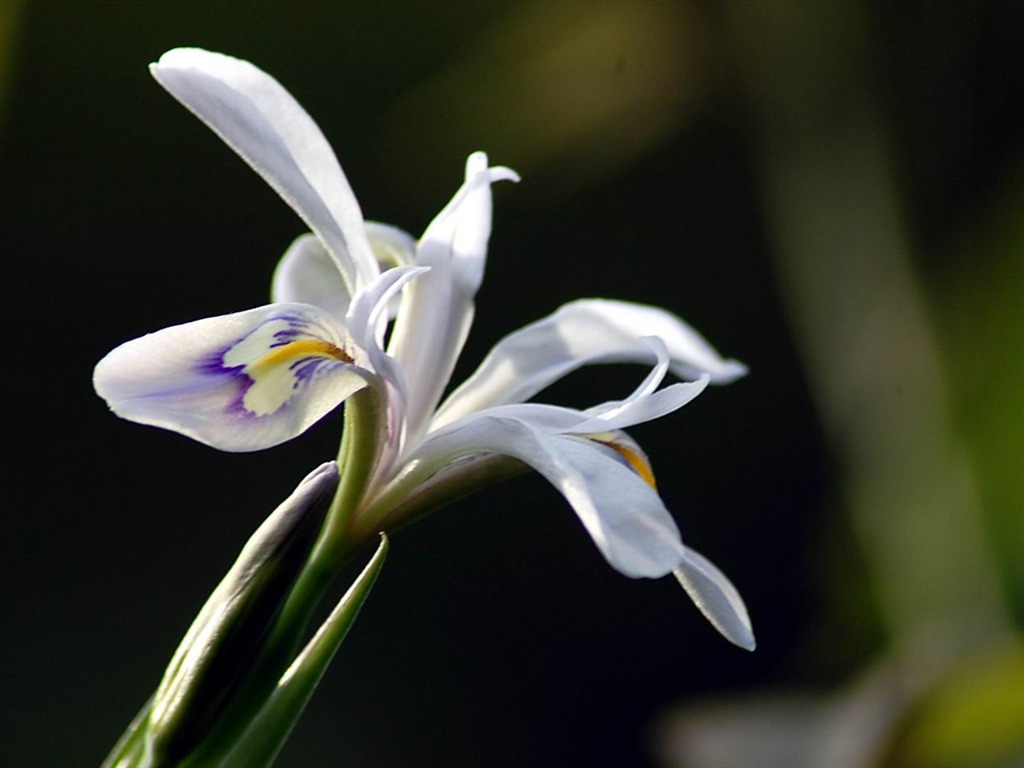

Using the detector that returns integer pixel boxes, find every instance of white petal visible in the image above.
[94,304,369,452]
[435,299,746,426]
[573,377,709,435]
[418,151,519,295]
[345,265,428,398]
[387,153,518,441]
[151,48,378,293]
[406,414,686,577]
[674,548,756,650]
[271,234,351,321]
[271,225,417,323]
[366,222,418,319]
[365,222,417,270]
[466,376,709,438]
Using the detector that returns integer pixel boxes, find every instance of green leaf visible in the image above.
[218,534,390,768]
[99,698,154,768]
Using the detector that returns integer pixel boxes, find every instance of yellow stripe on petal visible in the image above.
[242,340,354,417]
[250,339,353,373]
[221,318,357,417]
[586,431,657,490]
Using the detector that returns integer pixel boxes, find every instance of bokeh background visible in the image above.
[3,1,1022,766]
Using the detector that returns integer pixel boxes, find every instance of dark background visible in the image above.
[2,2,1022,767]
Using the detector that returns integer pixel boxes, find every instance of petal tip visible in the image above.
[673,551,756,651]
[713,359,749,384]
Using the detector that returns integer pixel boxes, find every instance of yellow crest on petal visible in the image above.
[586,431,657,490]
[222,318,354,417]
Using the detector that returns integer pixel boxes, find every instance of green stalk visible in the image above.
[176,389,385,766]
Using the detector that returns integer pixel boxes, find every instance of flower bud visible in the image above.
[146,462,339,764]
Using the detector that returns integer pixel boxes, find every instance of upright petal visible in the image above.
[387,153,518,442]
[94,304,369,451]
[345,265,429,400]
[272,234,351,322]
[434,299,746,426]
[151,48,379,293]
[365,222,417,271]
[271,224,418,323]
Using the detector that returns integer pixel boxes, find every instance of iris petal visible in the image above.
[435,299,746,426]
[151,48,379,293]
[674,548,756,650]
[271,234,351,322]
[94,304,369,452]
[387,153,519,443]
[404,413,687,578]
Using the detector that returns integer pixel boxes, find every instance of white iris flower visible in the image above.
[94,48,755,650]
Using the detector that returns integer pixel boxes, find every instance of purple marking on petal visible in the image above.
[193,345,254,416]
[187,312,350,419]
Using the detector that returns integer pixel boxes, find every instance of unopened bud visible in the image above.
[147,461,339,764]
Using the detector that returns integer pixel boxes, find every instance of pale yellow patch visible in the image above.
[222,321,354,417]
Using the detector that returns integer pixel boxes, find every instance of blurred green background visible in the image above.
[2,1,1022,766]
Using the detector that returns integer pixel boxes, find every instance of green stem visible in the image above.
[177,389,385,766]
[317,386,386,568]
[364,454,529,538]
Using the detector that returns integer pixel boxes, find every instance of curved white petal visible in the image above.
[573,377,709,435]
[674,548,756,650]
[419,152,520,296]
[271,224,418,323]
[470,376,709,438]
[151,48,378,293]
[272,234,351,321]
[406,414,686,577]
[366,222,418,319]
[94,304,370,452]
[435,299,746,427]
[387,152,518,441]
[345,265,429,399]
[366,222,417,270]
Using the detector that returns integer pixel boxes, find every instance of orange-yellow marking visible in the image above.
[591,436,657,490]
[251,339,353,372]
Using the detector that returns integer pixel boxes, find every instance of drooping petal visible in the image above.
[387,153,518,443]
[151,48,378,293]
[434,299,746,426]
[94,304,369,451]
[272,234,351,321]
[674,548,756,650]
[582,430,659,490]
[403,414,687,578]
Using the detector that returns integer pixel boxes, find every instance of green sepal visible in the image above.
[217,534,390,768]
